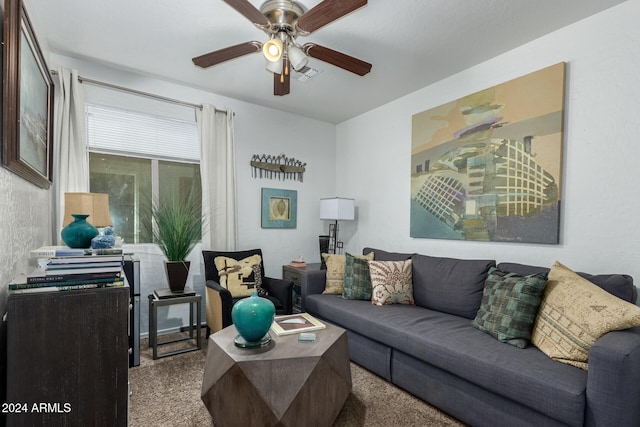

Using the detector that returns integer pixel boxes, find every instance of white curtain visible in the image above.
[197,104,237,250]
[53,67,89,244]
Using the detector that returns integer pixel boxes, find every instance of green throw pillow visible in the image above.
[342,253,373,300]
[472,267,548,348]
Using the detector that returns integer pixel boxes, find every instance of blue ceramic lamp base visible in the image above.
[234,333,272,349]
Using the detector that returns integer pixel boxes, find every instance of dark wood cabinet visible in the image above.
[6,286,129,426]
[282,263,325,312]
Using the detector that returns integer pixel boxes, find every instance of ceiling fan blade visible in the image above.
[192,41,261,68]
[303,44,372,76]
[223,0,270,27]
[296,0,367,34]
[273,59,291,96]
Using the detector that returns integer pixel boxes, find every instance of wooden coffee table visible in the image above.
[201,321,351,427]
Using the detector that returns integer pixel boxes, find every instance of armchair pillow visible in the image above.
[531,261,640,370]
[214,254,264,298]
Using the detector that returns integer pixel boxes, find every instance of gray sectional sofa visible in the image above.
[302,247,640,427]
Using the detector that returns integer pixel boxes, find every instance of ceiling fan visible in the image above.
[192,0,372,96]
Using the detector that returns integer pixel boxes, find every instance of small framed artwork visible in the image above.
[261,188,297,229]
[1,0,55,188]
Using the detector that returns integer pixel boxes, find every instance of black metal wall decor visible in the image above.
[250,154,306,182]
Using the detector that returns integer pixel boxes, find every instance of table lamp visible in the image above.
[320,197,355,254]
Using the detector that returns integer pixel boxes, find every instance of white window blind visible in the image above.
[86,104,199,162]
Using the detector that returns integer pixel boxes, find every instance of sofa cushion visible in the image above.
[532,261,640,370]
[323,252,374,295]
[472,267,548,348]
[411,254,496,319]
[342,252,375,300]
[497,262,637,304]
[321,253,346,295]
[214,254,263,297]
[305,294,586,426]
[363,247,413,261]
[369,259,414,306]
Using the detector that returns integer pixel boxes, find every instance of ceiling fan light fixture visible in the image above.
[288,43,308,71]
[262,37,283,62]
[266,58,283,74]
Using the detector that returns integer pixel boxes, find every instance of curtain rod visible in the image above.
[50,69,233,115]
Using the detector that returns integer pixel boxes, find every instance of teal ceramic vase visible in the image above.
[61,214,99,248]
[232,291,275,345]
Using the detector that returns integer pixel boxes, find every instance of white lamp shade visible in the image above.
[266,58,283,74]
[320,197,355,221]
[262,38,283,62]
[288,44,308,71]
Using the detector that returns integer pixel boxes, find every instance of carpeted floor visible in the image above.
[129,331,466,426]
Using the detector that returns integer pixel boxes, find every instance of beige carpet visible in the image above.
[129,332,465,426]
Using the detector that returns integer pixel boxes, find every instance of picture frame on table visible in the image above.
[2,0,54,189]
[261,187,297,229]
[270,313,326,336]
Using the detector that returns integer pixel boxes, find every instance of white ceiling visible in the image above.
[27,0,625,124]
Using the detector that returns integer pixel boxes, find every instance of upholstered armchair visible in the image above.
[202,249,293,336]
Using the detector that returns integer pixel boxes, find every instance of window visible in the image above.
[87,104,201,244]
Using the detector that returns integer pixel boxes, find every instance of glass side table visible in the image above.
[148,287,202,359]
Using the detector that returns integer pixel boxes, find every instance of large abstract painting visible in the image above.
[410,63,565,244]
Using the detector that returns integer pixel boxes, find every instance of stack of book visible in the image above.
[9,246,125,294]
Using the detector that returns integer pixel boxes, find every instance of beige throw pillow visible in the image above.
[369,259,414,306]
[322,252,374,295]
[531,261,640,370]
[214,254,263,298]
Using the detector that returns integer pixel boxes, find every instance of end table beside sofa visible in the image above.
[301,247,640,427]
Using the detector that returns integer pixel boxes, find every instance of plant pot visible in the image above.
[164,261,191,292]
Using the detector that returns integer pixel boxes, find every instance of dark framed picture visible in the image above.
[2,0,54,188]
[261,188,297,229]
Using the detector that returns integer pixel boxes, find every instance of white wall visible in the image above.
[41,55,336,333]
[0,2,52,316]
[336,0,640,301]
[50,54,336,279]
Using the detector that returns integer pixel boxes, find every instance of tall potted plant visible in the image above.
[142,190,204,292]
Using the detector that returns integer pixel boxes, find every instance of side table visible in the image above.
[148,287,202,359]
[282,263,325,312]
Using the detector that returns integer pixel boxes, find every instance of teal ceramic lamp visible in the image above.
[61,193,112,248]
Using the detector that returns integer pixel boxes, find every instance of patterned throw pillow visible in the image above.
[213,254,264,298]
[471,267,548,348]
[323,252,374,295]
[368,259,414,306]
[531,261,640,370]
[342,252,375,300]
